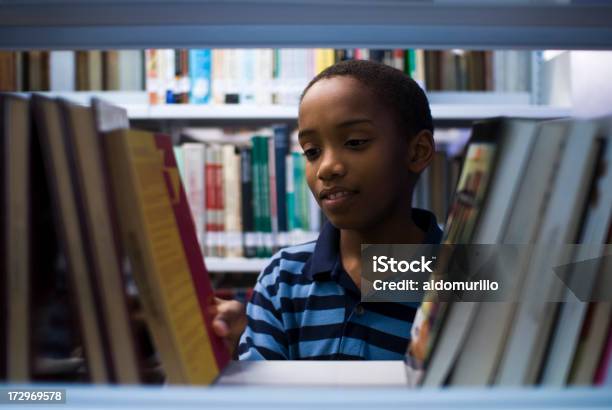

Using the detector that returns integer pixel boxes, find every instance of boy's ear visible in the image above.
[406,129,435,174]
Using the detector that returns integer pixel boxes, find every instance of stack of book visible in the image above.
[408,115,612,387]
[1,94,230,385]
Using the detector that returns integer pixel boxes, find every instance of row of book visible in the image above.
[407,115,612,387]
[0,49,533,102]
[0,50,143,93]
[174,127,321,258]
[1,94,231,385]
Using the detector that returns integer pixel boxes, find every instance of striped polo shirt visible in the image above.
[238,208,443,360]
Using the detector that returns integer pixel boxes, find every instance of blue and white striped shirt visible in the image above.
[238,209,443,360]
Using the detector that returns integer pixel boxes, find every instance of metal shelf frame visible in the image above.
[1,1,612,50]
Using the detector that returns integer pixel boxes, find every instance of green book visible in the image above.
[293,152,309,231]
[258,136,273,256]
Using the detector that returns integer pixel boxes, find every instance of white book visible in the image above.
[421,302,479,386]
[543,123,612,385]
[118,50,143,91]
[496,119,600,385]
[450,119,539,385]
[255,48,274,105]
[222,144,243,257]
[181,143,206,253]
[49,51,75,91]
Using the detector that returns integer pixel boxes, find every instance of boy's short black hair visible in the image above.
[301,59,434,138]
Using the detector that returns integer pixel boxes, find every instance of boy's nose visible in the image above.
[316,151,347,181]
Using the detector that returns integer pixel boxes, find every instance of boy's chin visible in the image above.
[325,214,367,231]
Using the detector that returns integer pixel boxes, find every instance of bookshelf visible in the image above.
[35,91,571,122]
[2,0,611,398]
[206,257,268,273]
[5,383,610,408]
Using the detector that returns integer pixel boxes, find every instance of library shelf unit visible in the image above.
[34,91,572,123]
[206,257,268,273]
[1,1,612,49]
[3,0,611,400]
[3,383,610,409]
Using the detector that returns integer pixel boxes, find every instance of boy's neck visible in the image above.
[339,208,426,289]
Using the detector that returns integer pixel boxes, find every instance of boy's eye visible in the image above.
[303,147,321,161]
[345,139,370,148]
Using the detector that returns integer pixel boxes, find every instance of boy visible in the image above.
[211,59,442,360]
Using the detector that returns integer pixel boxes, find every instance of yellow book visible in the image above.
[104,129,230,385]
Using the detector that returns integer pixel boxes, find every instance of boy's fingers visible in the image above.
[211,299,247,340]
[212,318,230,337]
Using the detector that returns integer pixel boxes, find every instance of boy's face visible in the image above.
[298,76,414,231]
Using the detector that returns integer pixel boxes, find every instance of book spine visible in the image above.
[0,52,17,91]
[189,49,211,104]
[88,51,103,91]
[181,144,206,253]
[294,152,309,231]
[213,145,225,257]
[240,147,256,258]
[222,145,242,257]
[49,51,75,91]
[102,50,120,91]
[594,318,612,385]
[118,50,144,91]
[267,133,278,252]
[273,124,289,247]
[156,134,231,380]
[205,145,216,257]
[259,137,272,256]
[285,153,295,242]
[251,136,263,256]
[145,49,159,104]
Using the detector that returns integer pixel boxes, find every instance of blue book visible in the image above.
[189,49,211,104]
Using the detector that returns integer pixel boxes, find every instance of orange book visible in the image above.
[104,129,230,384]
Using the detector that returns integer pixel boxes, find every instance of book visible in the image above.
[273,124,289,243]
[1,94,31,381]
[222,144,243,257]
[541,131,612,385]
[31,95,110,383]
[205,144,218,256]
[0,52,18,91]
[448,118,540,385]
[118,50,144,91]
[103,128,230,384]
[58,99,141,383]
[594,320,612,385]
[49,51,76,91]
[570,302,612,384]
[102,51,120,91]
[410,119,501,387]
[419,139,499,387]
[189,49,212,104]
[239,147,256,258]
[145,50,160,104]
[496,119,600,385]
[23,51,50,91]
[181,143,206,252]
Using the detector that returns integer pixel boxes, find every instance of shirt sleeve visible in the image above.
[237,258,289,360]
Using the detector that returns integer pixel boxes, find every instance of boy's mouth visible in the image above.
[319,187,358,210]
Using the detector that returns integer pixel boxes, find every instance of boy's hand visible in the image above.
[209,297,247,356]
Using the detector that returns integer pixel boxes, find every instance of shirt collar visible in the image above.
[303,208,443,280]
